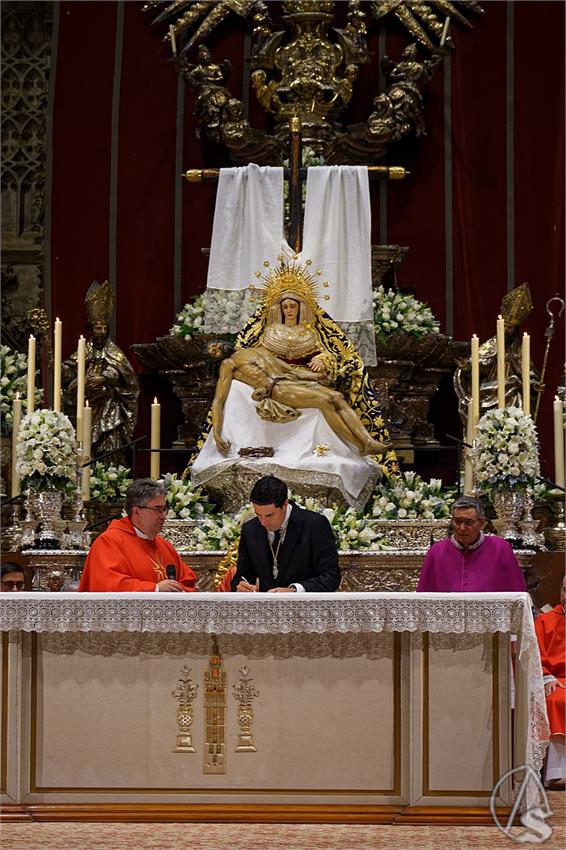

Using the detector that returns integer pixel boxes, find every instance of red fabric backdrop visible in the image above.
[49,1,564,478]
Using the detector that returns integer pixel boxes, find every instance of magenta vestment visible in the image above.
[416,535,526,593]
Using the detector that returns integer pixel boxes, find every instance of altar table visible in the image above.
[0,592,548,824]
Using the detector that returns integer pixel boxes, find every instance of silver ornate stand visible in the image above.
[520,490,545,550]
[544,492,565,551]
[492,490,526,541]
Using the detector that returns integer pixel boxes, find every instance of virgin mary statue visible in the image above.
[189,260,398,511]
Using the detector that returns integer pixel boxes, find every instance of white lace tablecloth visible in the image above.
[0,590,537,636]
[0,591,549,778]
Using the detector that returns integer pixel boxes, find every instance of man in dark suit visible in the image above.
[231,476,340,593]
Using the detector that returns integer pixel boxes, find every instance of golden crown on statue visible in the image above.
[249,257,331,316]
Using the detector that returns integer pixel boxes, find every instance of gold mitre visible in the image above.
[85,280,114,326]
[500,282,533,327]
[251,259,326,315]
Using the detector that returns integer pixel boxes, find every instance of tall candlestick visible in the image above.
[471,334,480,433]
[553,396,565,488]
[464,400,473,494]
[11,393,22,498]
[150,397,161,479]
[53,317,62,412]
[27,334,36,414]
[82,402,92,501]
[496,315,505,409]
[521,332,530,416]
[440,16,451,48]
[76,336,86,443]
[169,24,177,56]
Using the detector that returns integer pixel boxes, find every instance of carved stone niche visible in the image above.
[368,334,468,448]
[132,335,233,449]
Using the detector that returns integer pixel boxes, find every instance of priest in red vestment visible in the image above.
[535,574,566,789]
[79,479,197,592]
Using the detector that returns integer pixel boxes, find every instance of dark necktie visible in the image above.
[271,529,281,579]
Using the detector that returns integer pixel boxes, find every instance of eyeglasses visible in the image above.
[1,581,25,590]
[136,505,169,515]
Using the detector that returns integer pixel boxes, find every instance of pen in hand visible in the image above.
[240,576,260,592]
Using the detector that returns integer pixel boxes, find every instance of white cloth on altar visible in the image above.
[204,164,284,331]
[191,380,381,509]
[301,165,373,325]
[281,165,376,363]
[203,165,376,362]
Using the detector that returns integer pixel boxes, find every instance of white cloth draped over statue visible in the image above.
[204,163,376,364]
[191,381,382,511]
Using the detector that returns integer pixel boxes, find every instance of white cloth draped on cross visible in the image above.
[204,163,376,365]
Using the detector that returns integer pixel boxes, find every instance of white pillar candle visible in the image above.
[76,336,86,443]
[53,317,62,412]
[81,402,92,501]
[471,334,480,434]
[464,400,473,494]
[521,332,530,416]
[11,393,22,498]
[150,397,161,480]
[496,315,505,409]
[553,395,565,488]
[26,334,36,414]
[169,24,177,56]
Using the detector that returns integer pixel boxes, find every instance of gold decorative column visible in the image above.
[203,636,227,773]
[171,665,198,753]
[232,666,260,753]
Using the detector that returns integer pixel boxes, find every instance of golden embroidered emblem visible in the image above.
[313,444,330,456]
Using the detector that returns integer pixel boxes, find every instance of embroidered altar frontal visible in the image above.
[0,593,547,822]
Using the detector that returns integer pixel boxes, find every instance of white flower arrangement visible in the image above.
[291,493,385,551]
[370,471,454,520]
[186,505,251,551]
[474,406,540,494]
[183,489,386,553]
[89,463,133,505]
[0,344,42,435]
[372,286,440,341]
[170,295,205,339]
[160,472,216,520]
[16,408,77,492]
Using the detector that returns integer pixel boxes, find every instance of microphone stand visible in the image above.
[445,434,472,498]
[81,435,147,468]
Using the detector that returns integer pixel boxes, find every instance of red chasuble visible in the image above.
[535,605,566,738]
[79,516,197,592]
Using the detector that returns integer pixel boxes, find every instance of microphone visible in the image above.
[166,564,176,581]
[446,434,472,449]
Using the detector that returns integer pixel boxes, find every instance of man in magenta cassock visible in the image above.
[417,496,526,593]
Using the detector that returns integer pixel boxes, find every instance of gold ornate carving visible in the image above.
[232,666,260,753]
[171,665,199,753]
[203,636,227,773]
[147,1,482,165]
